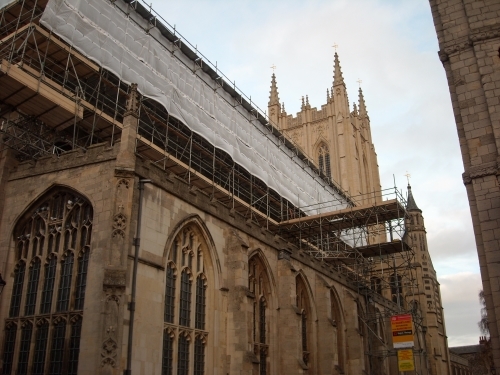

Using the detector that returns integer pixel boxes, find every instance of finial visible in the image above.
[301,96,305,110]
[126,83,139,114]
[405,171,411,186]
[357,78,362,87]
[332,43,338,52]
[358,85,367,117]
[271,64,276,74]
[333,51,345,86]
[353,102,358,115]
[268,71,280,106]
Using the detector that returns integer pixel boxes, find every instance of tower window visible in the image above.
[318,144,331,179]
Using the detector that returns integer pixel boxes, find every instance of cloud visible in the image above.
[439,273,482,346]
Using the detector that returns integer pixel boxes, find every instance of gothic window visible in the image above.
[331,290,344,370]
[2,323,17,375]
[25,258,41,316]
[165,264,176,324]
[370,277,382,295]
[390,274,403,307]
[56,252,74,312]
[162,330,174,375]
[249,255,271,375]
[68,317,82,375]
[296,276,311,367]
[2,189,93,375]
[49,319,66,375]
[40,255,57,314]
[195,275,206,330]
[162,226,209,375]
[177,334,190,375]
[179,270,192,327]
[194,335,205,375]
[74,251,90,311]
[318,144,331,179]
[9,262,25,318]
[17,321,33,374]
[33,320,49,375]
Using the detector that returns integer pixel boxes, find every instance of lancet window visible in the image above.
[2,189,92,375]
[318,144,331,179]
[163,226,208,375]
[390,274,403,307]
[296,276,311,367]
[248,255,271,375]
[331,290,344,371]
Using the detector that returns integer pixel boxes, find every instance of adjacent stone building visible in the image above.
[427,1,500,373]
[0,0,454,374]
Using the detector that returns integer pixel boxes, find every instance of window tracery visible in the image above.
[2,189,93,375]
[296,276,311,367]
[163,226,208,375]
[317,144,332,179]
[249,255,271,375]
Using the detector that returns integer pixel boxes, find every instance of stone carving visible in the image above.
[110,177,132,265]
[103,269,127,288]
[101,294,120,369]
[112,213,127,238]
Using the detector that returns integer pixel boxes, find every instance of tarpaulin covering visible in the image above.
[40,0,349,213]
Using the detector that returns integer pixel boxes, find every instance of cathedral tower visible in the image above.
[268,54,382,204]
[406,185,452,375]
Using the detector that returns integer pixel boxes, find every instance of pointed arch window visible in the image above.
[249,255,271,374]
[3,189,93,375]
[296,276,311,366]
[390,274,403,306]
[331,289,345,372]
[162,226,210,375]
[318,144,331,179]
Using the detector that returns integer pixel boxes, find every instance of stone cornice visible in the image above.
[462,162,499,184]
[438,24,500,62]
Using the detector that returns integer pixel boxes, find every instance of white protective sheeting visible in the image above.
[0,0,16,9]
[40,0,349,213]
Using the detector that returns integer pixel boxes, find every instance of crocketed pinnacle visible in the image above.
[268,73,280,106]
[358,86,368,117]
[333,52,345,87]
[352,102,358,116]
[406,184,421,212]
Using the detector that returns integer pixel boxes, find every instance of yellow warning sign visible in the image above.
[391,314,414,349]
[398,349,415,371]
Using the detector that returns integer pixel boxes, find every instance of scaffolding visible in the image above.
[0,1,427,373]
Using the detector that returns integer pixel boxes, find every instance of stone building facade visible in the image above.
[267,54,381,205]
[0,0,454,374]
[427,1,500,373]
